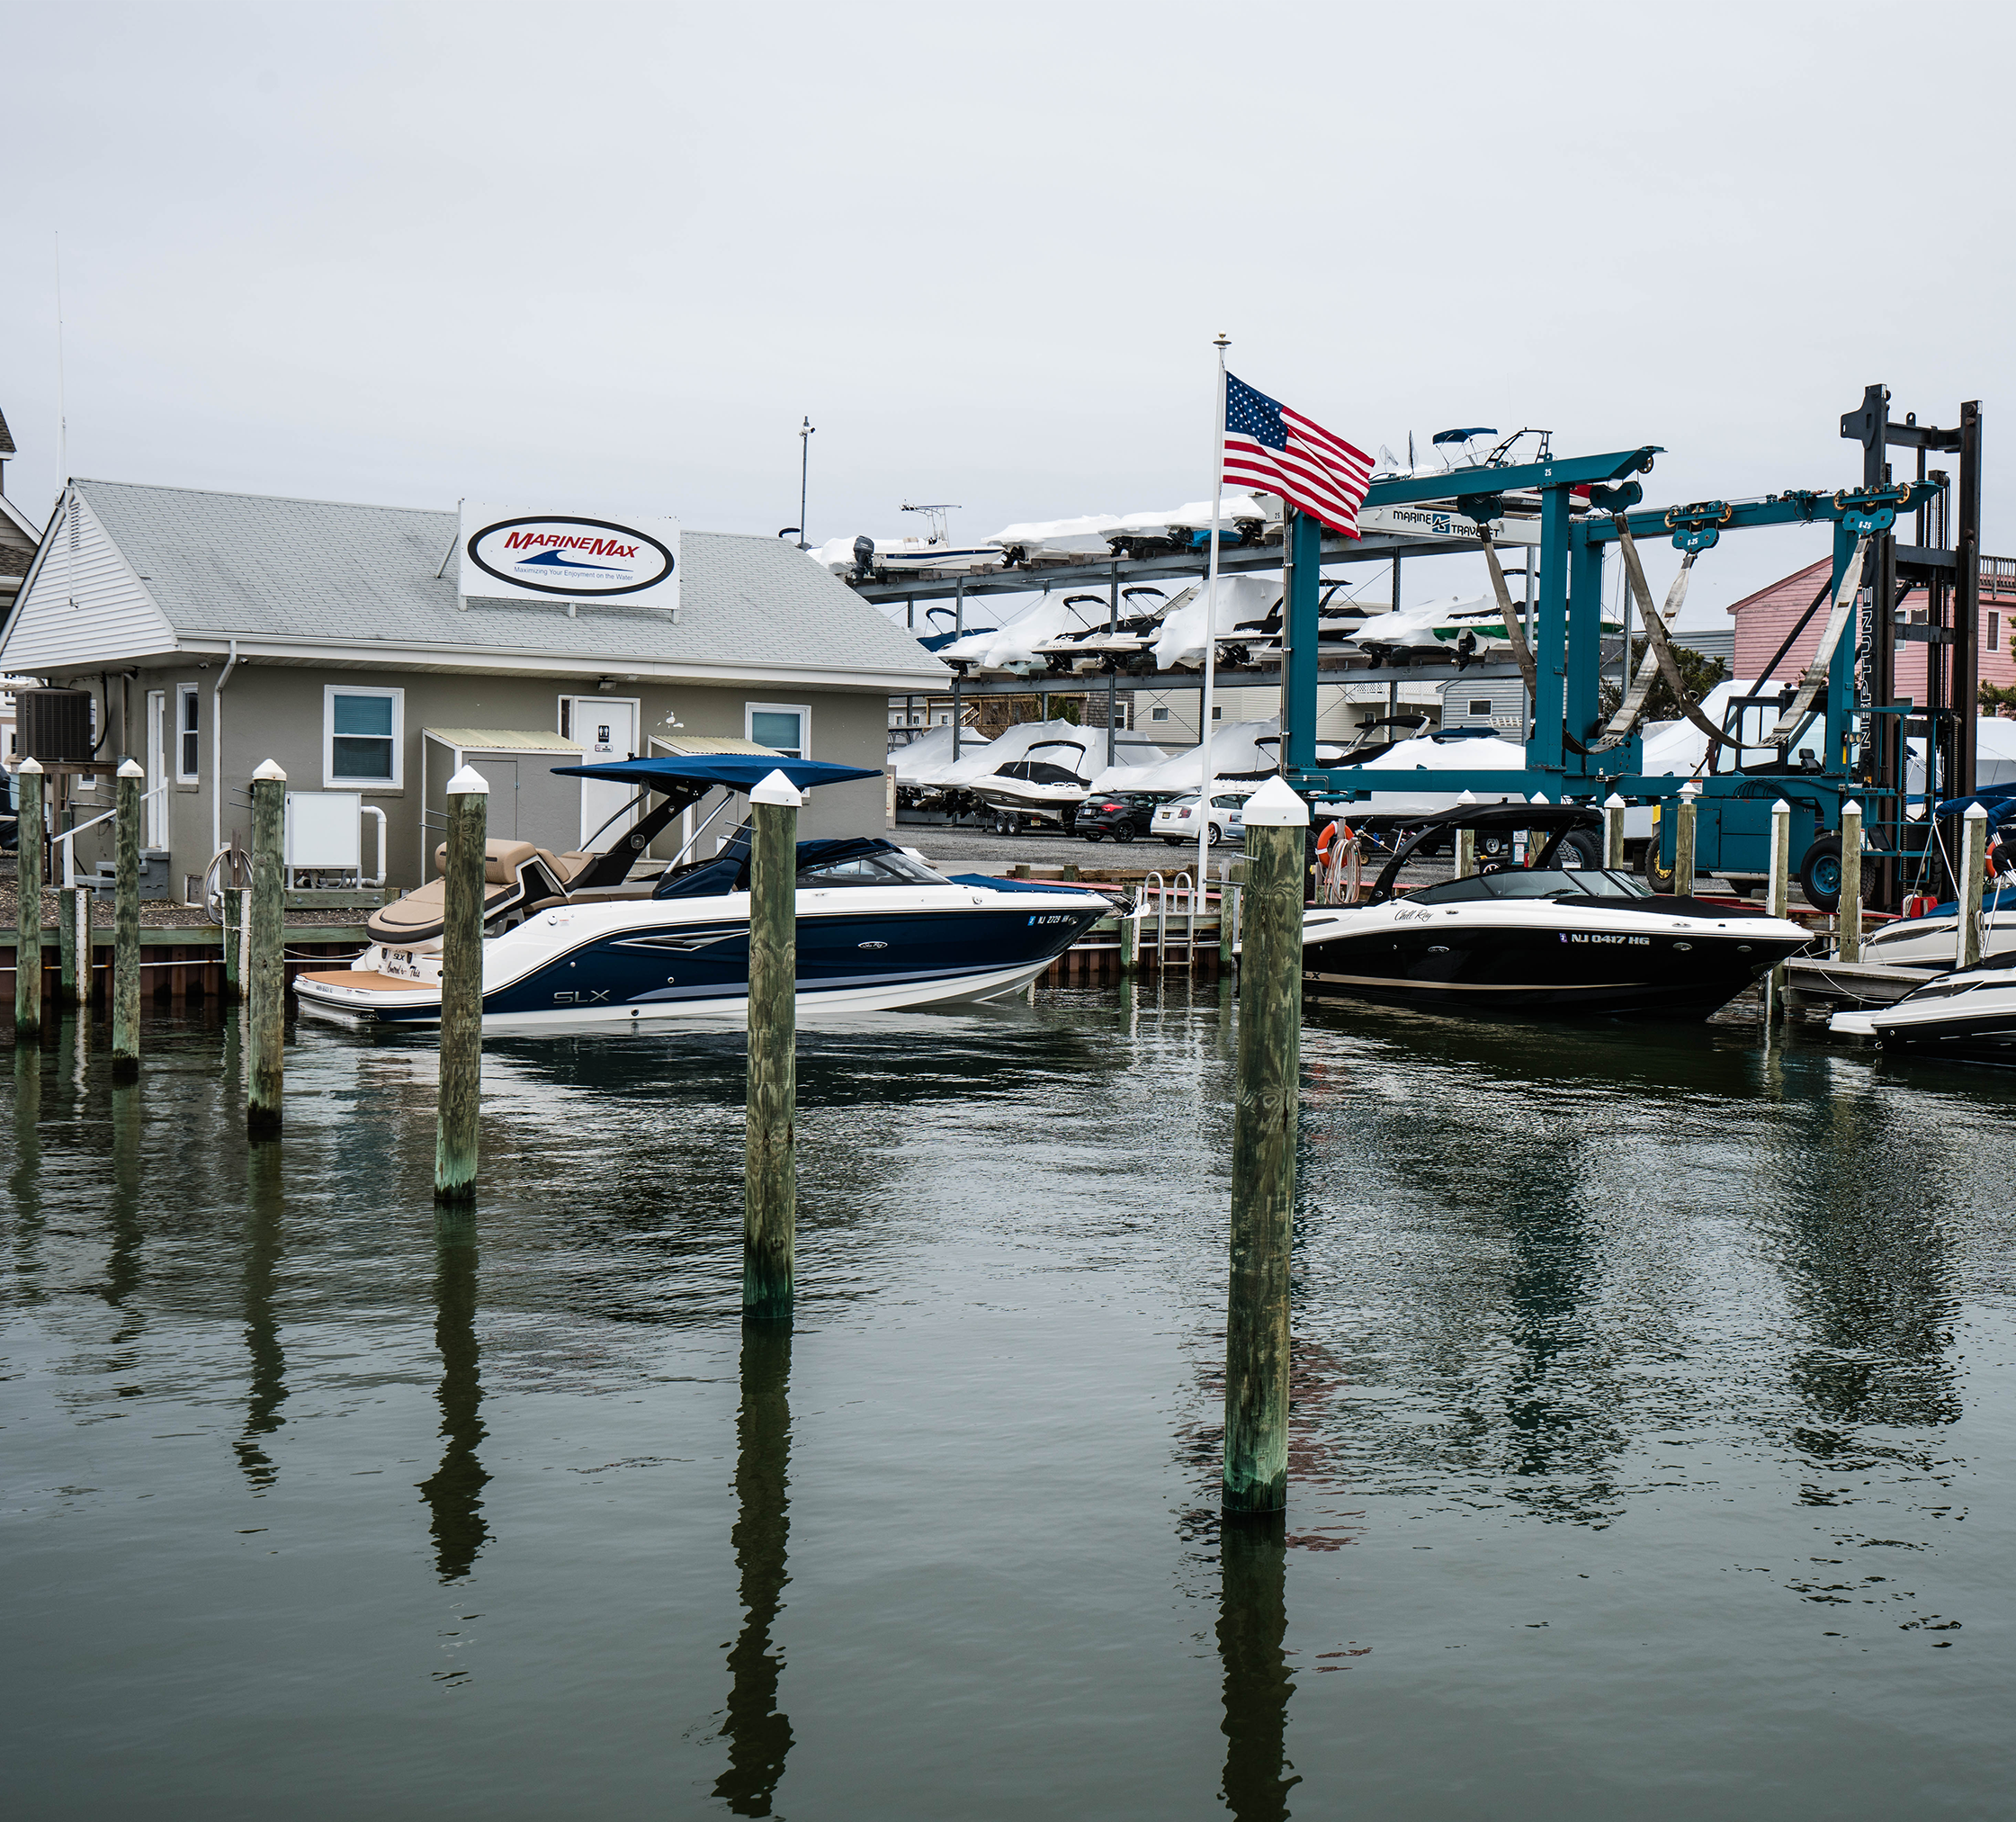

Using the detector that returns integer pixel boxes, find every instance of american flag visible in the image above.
[1221,372,1372,538]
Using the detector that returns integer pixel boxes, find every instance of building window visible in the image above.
[747,702,810,758]
[1151,706,1170,723]
[1470,699,1492,716]
[1211,705,1223,721]
[1991,614,2002,653]
[323,685,403,787]
[176,684,201,782]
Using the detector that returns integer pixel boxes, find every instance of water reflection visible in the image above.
[1217,1519,1297,1821]
[714,1320,794,1817]
[11,1044,42,1296]
[103,1082,145,1333]
[417,1213,490,1581]
[235,1144,286,1490]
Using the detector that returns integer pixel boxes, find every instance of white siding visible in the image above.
[0,490,178,674]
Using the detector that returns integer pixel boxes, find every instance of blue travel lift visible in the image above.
[1280,386,1983,911]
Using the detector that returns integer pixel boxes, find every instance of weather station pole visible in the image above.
[797,417,814,551]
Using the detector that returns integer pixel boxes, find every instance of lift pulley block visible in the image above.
[1588,480,1643,511]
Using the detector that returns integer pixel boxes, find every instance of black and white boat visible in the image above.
[1830,964,2016,1061]
[293,755,1114,1029]
[964,738,1095,832]
[1297,804,1811,1019]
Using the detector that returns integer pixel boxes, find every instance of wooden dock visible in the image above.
[2,927,370,1008]
[1782,956,1930,1010]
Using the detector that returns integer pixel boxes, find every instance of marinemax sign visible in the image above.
[458,502,680,609]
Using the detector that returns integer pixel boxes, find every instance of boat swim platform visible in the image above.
[1781,956,1932,1011]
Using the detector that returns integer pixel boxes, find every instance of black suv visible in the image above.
[1077,792,1158,843]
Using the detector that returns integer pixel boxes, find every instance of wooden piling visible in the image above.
[744,770,801,1320]
[1120,908,1140,975]
[1838,800,1863,965]
[1958,803,1989,970]
[57,884,79,1007]
[1603,793,1626,871]
[435,767,488,1204]
[222,885,247,1003]
[112,761,144,1082]
[1223,776,1305,1518]
[246,759,287,1138]
[1673,783,1698,899]
[1765,798,1792,1024]
[14,758,43,1039]
[1455,825,1476,880]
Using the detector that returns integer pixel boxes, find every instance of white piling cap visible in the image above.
[253,758,287,782]
[1456,788,1476,804]
[1771,798,1791,815]
[748,768,804,808]
[1842,798,1862,819]
[1679,778,1701,799]
[445,764,490,795]
[118,758,145,778]
[1241,776,1310,827]
[1530,792,1550,805]
[1603,792,1626,810]
[17,757,41,775]
[1965,802,1990,821]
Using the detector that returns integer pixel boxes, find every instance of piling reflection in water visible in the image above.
[714,1319,793,1818]
[236,1144,287,1490]
[1217,1519,1297,1822]
[11,1044,42,1295]
[103,1082,145,1333]
[417,1213,489,1581]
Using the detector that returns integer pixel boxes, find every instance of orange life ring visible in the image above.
[1316,820,1352,862]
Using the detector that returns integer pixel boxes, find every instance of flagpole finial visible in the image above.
[1214,332,1230,349]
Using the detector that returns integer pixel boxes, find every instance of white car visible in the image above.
[1152,790,1249,848]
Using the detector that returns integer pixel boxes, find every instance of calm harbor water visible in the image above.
[4,991,2013,1818]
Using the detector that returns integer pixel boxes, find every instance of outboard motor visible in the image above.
[852,534,876,581]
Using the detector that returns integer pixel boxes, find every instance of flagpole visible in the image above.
[1197,334,1228,902]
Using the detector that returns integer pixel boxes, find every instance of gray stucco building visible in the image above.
[0,480,945,892]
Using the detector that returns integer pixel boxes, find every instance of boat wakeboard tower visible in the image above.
[295,754,1118,1029]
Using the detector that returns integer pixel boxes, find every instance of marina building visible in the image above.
[0,480,946,892]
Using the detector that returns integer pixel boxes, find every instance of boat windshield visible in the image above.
[797,849,952,887]
[1408,868,1650,905]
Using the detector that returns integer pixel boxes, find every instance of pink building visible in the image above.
[1728,556,2016,696]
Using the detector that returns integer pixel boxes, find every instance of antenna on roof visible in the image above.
[436,499,462,579]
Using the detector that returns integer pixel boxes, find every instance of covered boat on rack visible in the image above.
[1296,804,1812,1019]
[293,754,1116,1029]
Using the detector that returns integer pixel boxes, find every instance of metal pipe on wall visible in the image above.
[211,638,239,866]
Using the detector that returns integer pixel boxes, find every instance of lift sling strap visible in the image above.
[1761,532,1871,749]
[1477,528,1590,755]
[1609,516,1732,754]
[1589,543,1701,751]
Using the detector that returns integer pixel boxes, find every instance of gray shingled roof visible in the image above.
[75,479,946,681]
[0,406,15,455]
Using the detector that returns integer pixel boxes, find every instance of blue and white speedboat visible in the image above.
[293,755,1115,1029]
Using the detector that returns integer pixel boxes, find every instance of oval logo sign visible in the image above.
[465,516,675,598]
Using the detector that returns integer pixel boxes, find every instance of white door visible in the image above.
[146,690,167,848]
[561,696,639,849]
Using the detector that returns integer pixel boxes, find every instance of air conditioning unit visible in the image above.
[19,688,94,762]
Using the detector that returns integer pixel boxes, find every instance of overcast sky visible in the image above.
[4,1,2011,628]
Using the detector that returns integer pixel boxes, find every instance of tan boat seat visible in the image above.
[434,839,542,884]
[371,875,521,938]
[539,849,598,886]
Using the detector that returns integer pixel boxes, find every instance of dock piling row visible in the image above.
[434,767,488,1204]
[1223,778,1306,1518]
[1959,803,1989,969]
[112,761,144,1082]
[1840,801,1864,965]
[743,770,802,1319]
[1674,782,1698,899]
[14,758,43,1039]
[246,760,287,1137]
